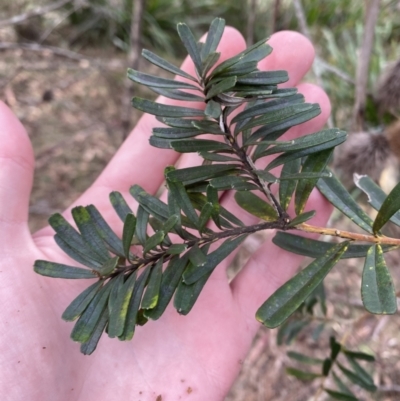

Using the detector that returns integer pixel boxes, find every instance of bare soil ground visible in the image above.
[1,45,400,401]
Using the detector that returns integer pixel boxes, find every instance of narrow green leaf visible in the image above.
[145,256,189,320]
[71,206,110,261]
[191,120,225,135]
[130,185,169,222]
[337,362,377,392]
[279,159,301,211]
[177,23,202,74]
[166,164,240,186]
[201,51,221,78]
[132,97,204,118]
[141,49,197,82]
[354,175,400,225]
[343,350,375,362]
[362,245,397,314]
[256,242,349,328]
[287,211,316,227]
[210,176,258,191]
[332,371,357,397]
[49,213,104,267]
[373,181,400,233]
[206,76,237,100]
[187,244,207,267]
[162,214,179,233]
[295,149,333,215]
[235,191,278,221]
[198,202,213,233]
[157,117,203,128]
[183,235,246,284]
[201,18,225,60]
[214,61,258,79]
[135,206,149,245]
[80,307,109,355]
[122,213,136,260]
[273,231,398,259]
[204,99,222,118]
[317,172,374,234]
[152,127,202,139]
[109,191,133,223]
[71,281,112,342]
[285,367,322,381]
[86,205,125,256]
[287,351,324,365]
[236,70,288,85]
[127,69,200,90]
[98,256,119,276]
[167,180,199,226]
[166,244,188,255]
[330,336,341,359]
[149,87,204,102]
[108,273,137,338]
[62,281,104,321]
[199,152,238,162]
[345,355,376,390]
[34,260,97,279]
[324,389,357,401]
[143,231,165,255]
[142,258,163,310]
[322,358,333,376]
[119,268,150,340]
[171,139,231,153]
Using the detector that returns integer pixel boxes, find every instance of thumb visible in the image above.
[0,101,34,236]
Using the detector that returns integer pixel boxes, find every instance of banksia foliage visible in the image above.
[33,23,400,398]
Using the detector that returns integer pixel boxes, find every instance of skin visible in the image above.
[0,28,332,401]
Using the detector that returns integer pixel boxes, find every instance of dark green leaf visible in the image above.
[201,51,221,78]
[332,371,357,397]
[236,70,288,85]
[329,336,341,360]
[149,87,204,102]
[135,206,149,245]
[122,213,136,260]
[183,235,246,284]
[337,362,377,392]
[201,18,225,60]
[210,176,258,191]
[343,350,375,362]
[109,191,133,223]
[98,256,119,276]
[153,127,202,139]
[166,164,240,186]
[191,120,225,135]
[119,268,150,340]
[132,97,204,118]
[279,159,301,211]
[373,181,400,233]
[187,244,207,267]
[323,358,333,376]
[130,185,169,222]
[142,258,163,310]
[141,49,197,81]
[34,260,97,279]
[71,206,110,261]
[71,281,112,342]
[80,307,109,355]
[214,61,258,79]
[177,23,202,74]
[86,205,125,256]
[198,202,213,233]
[162,214,179,233]
[324,389,358,401]
[166,244,188,254]
[362,245,397,314]
[256,242,349,328]
[157,117,203,128]
[204,99,222,118]
[108,272,137,338]
[145,256,189,320]
[62,281,104,321]
[127,69,200,90]
[143,231,165,254]
[235,191,278,221]
[49,213,103,267]
[285,367,322,381]
[317,173,374,234]
[295,149,333,215]
[345,355,376,390]
[171,139,231,153]
[287,211,316,227]
[287,351,324,365]
[199,152,239,162]
[354,174,400,226]
[206,76,237,100]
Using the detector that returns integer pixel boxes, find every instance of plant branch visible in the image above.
[296,223,400,246]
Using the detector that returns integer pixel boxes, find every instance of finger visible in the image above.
[0,102,34,242]
[230,190,332,333]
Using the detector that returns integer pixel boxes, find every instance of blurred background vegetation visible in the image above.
[1,1,400,400]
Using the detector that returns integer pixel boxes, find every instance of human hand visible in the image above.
[0,27,332,401]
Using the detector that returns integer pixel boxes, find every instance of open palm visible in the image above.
[1,28,332,401]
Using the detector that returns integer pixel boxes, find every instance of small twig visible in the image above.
[0,0,72,29]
